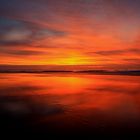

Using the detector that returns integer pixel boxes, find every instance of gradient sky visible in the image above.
[0,0,140,70]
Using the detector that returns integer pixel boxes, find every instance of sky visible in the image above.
[0,0,140,70]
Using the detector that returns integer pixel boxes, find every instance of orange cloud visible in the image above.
[0,0,140,70]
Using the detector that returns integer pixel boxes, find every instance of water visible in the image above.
[0,73,140,138]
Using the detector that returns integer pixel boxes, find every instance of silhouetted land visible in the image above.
[0,70,140,76]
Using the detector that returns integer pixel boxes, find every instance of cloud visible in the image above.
[0,0,140,68]
[86,48,140,56]
[94,50,125,56]
[0,18,66,46]
[0,18,32,45]
[0,49,46,56]
[123,58,140,62]
[0,18,67,58]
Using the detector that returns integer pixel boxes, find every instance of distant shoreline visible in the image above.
[0,70,140,76]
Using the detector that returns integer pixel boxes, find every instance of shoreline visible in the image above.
[0,71,140,76]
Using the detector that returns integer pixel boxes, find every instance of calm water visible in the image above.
[0,73,140,138]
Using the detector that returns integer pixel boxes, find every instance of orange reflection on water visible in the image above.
[0,73,140,131]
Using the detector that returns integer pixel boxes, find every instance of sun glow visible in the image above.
[56,57,84,65]
[52,55,95,65]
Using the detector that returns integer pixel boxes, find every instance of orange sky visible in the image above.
[0,0,140,70]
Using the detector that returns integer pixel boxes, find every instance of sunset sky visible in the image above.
[0,0,140,70]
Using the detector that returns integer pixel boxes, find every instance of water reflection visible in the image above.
[0,73,140,137]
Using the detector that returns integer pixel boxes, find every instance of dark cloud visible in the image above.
[123,58,140,63]
[86,50,123,56]
[129,49,140,54]
[0,18,66,47]
[95,50,125,55]
[0,41,31,46]
[0,18,32,45]
[0,18,66,57]
[87,48,140,56]
[0,49,46,56]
